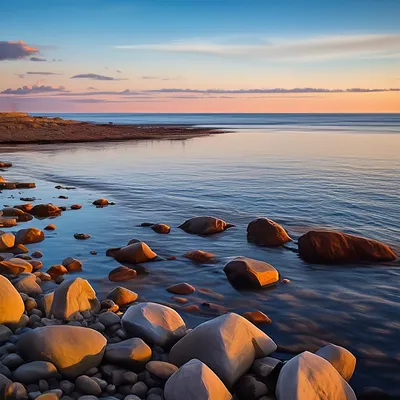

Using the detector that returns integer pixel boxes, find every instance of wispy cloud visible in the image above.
[0,41,38,61]
[115,33,400,61]
[15,74,25,79]
[70,73,127,81]
[26,71,62,76]
[142,76,178,81]
[1,84,66,95]
[30,57,47,62]
[87,87,98,90]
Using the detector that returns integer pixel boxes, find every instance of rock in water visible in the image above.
[106,287,138,306]
[151,224,171,234]
[276,351,356,400]
[298,230,396,264]
[29,204,62,218]
[122,302,186,348]
[62,257,82,272]
[178,216,234,235]
[169,313,277,388]
[183,250,216,263]
[17,325,106,379]
[107,242,157,264]
[108,266,137,282]
[223,257,279,288]
[15,228,45,245]
[316,344,356,382]
[50,277,100,320]
[0,233,15,251]
[164,359,232,400]
[0,275,24,325]
[0,258,33,275]
[247,217,292,246]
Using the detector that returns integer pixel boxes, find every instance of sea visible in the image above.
[1,113,399,393]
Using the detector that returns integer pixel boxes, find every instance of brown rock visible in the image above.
[243,311,272,325]
[171,297,188,304]
[247,217,292,246]
[1,208,33,222]
[93,198,109,206]
[9,244,29,255]
[31,251,43,258]
[178,216,234,235]
[181,304,200,313]
[15,228,45,245]
[0,275,25,325]
[44,224,56,231]
[74,233,90,240]
[14,203,33,213]
[107,241,157,264]
[62,257,82,272]
[151,224,171,234]
[107,286,138,306]
[46,264,68,279]
[0,258,33,275]
[0,233,15,251]
[29,204,62,218]
[183,250,216,263]
[167,283,195,295]
[71,204,82,210]
[108,266,137,282]
[28,260,43,271]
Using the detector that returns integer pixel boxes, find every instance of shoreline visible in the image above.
[0,112,226,145]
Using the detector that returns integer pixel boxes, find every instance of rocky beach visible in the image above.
[0,141,398,400]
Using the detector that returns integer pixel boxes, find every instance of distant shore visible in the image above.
[0,112,225,144]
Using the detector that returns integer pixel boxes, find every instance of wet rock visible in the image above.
[17,325,107,379]
[106,287,138,307]
[247,217,292,247]
[235,374,268,400]
[75,375,102,396]
[29,204,62,218]
[46,265,68,279]
[14,203,33,213]
[0,325,13,342]
[44,224,56,231]
[70,204,82,210]
[242,311,272,325]
[151,224,171,234]
[9,244,29,255]
[108,266,137,282]
[92,199,109,206]
[62,257,82,273]
[50,278,100,320]
[316,343,356,382]
[164,359,231,400]
[14,273,43,296]
[181,304,200,313]
[2,382,28,399]
[0,233,15,251]
[0,258,33,275]
[282,278,290,284]
[31,251,43,259]
[178,216,234,235]
[2,353,24,370]
[146,361,177,380]
[276,351,356,400]
[166,283,195,295]
[30,261,43,271]
[58,195,68,199]
[13,361,58,384]
[183,250,216,263]
[0,162,12,168]
[98,312,120,327]
[15,228,44,245]
[107,242,157,264]
[0,218,17,228]
[251,357,282,379]
[122,302,186,348]
[1,208,33,223]
[298,230,397,264]
[74,233,90,240]
[90,251,97,255]
[171,296,188,304]
[169,313,277,388]
[224,257,279,288]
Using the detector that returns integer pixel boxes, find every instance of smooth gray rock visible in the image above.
[75,375,102,396]
[13,361,58,384]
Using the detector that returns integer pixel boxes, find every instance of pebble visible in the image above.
[31,251,43,258]
[130,382,148,398]
[74,233,91,240]
[145,361,178,380]
[166,283,195,295]
[242,311,272,325]
[44,224,56,231]
[71,204,82,210]
[75,375,102,396]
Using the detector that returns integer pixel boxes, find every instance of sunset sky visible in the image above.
[0,0,399,113]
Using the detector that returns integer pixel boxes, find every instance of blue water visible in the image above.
[2,113,400,394]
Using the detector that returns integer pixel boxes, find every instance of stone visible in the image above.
[62,258,82,273]
[13,273,43,296]
[0,373,12,393]
[169,313,277,388]
[98,312,120,327]
[166,283,195,295]
[106,287,138,306]
[130,382,148,398]
[2,382,28,399]
[0,325,13,342]
[30,261,43,271]
[2,353,24,369]
[251,357,282,379]
[122,302,186,348]
[46,265,68,279]
[316,344,356,382]
[107,242,157,264]
[276,351,356,400]
[242,311,272,325]
[164,359,231,400]
[15,228,45,245]
[0,258,33,275]
[13,361,58,384]
[44,224,56,231]
[247,217,292,246]
[50,278,100,320]
[224,257,279,288]
[235,374,268,400]
[17,325,107,379]
[0,275,24,325]
[0,218,17,228]
[92,199,109,206]
[75,375,102,396]
[0,233,15,251]
[108,267,137,282]
[29,204,62,218]
[70,204,82,210]
[74,233,90,240]
[24,297,37,311]
[35,393,59,400]
[178,216,234,235]
[105,338,152,370]
[298,230,397,264]
[183,250,216,263]
[37,292,54,317]
[60,380,74,395]
[151,224,171,234]
[146,361,177,380]
[1,208,32,223]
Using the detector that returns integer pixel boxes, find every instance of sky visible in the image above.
[0,0,399,113]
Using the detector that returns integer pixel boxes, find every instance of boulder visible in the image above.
[151,224,171,234]
[13,273,43,296]
[93,198,109,206]
[106,287,138,306]
[316,344,356,382]
[29,204,62,218]
[0,275,24,325]
[0,233,15,251]
[104,338,152,370]
[276,351,356,400]
[62,257,82,272]
[223,257,279,288]
[0,258,33,275]
[17,325,107,379]
[247,217,292,246]
[107,242,157,264]
[183,250,216,263]
[178,216,234,235]
[164,359,232,400]
[122,302,186,348]
[98,312,120,327]
[37,292,54,317]
[15,228,44,245]
[12,361,58,384]
[46,265,68,279]
[146,361,178,380]
[50,278,100,320]
[44,224,56,231]
[298,230,396,264]
[108,266,137,282]
[1,208,32,222]
[251,356,282,379]
[169,313,277,388]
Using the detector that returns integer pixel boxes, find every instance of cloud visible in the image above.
[1,84,66,95]
[141,76,177,81]
[87,87,98,90]
[26,71,62,76]
[15,74,25,79]
[116,69,122,73]
[115,33,400,61]
[30,57,47,62]
[70,73,127,81]
[0,41,38,61]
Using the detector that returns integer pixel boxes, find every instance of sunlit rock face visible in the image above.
[17,325,107,379]
[183,250,216,263]
[0,275,24,325]
[247,217,292,246]
[107,242,157,264]
[276,351,356,400]
[28,204,62,218]
[0,258,33,275]
[122,302,186,348]
[0,232,15,251]
[298,230,396,264]
[164,359,232,400]
[178,216,234,235]
[223,256,279,288]
[169,313,277,388]
[15,228,45,245]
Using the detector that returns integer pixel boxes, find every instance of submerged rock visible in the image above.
[106,287,138,306]
[0,275,25,325]
[108,266,137,282]
[298,230,396,264]
[107,242,157,264]
[15,228,45,245]
[183,250,216,263]
[93,198,110,206]
[178,216,234,235]
[167,283,195,295]
[74,233,91,240]
[151,224,171,234]
[29,204,62,218]
[247,217,292,246]
[242,310,272,325]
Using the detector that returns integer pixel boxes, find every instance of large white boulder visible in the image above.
[17,325,107,378]
[276,351,356,400]
[316,344,356,382]
[122,302,186,348]
[0,275,24,325]
[50,278,100,320]
[169,313,277,387]
[164,359,232,400]
[178,216,234,235]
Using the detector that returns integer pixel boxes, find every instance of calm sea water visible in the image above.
[2,113,400,394]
